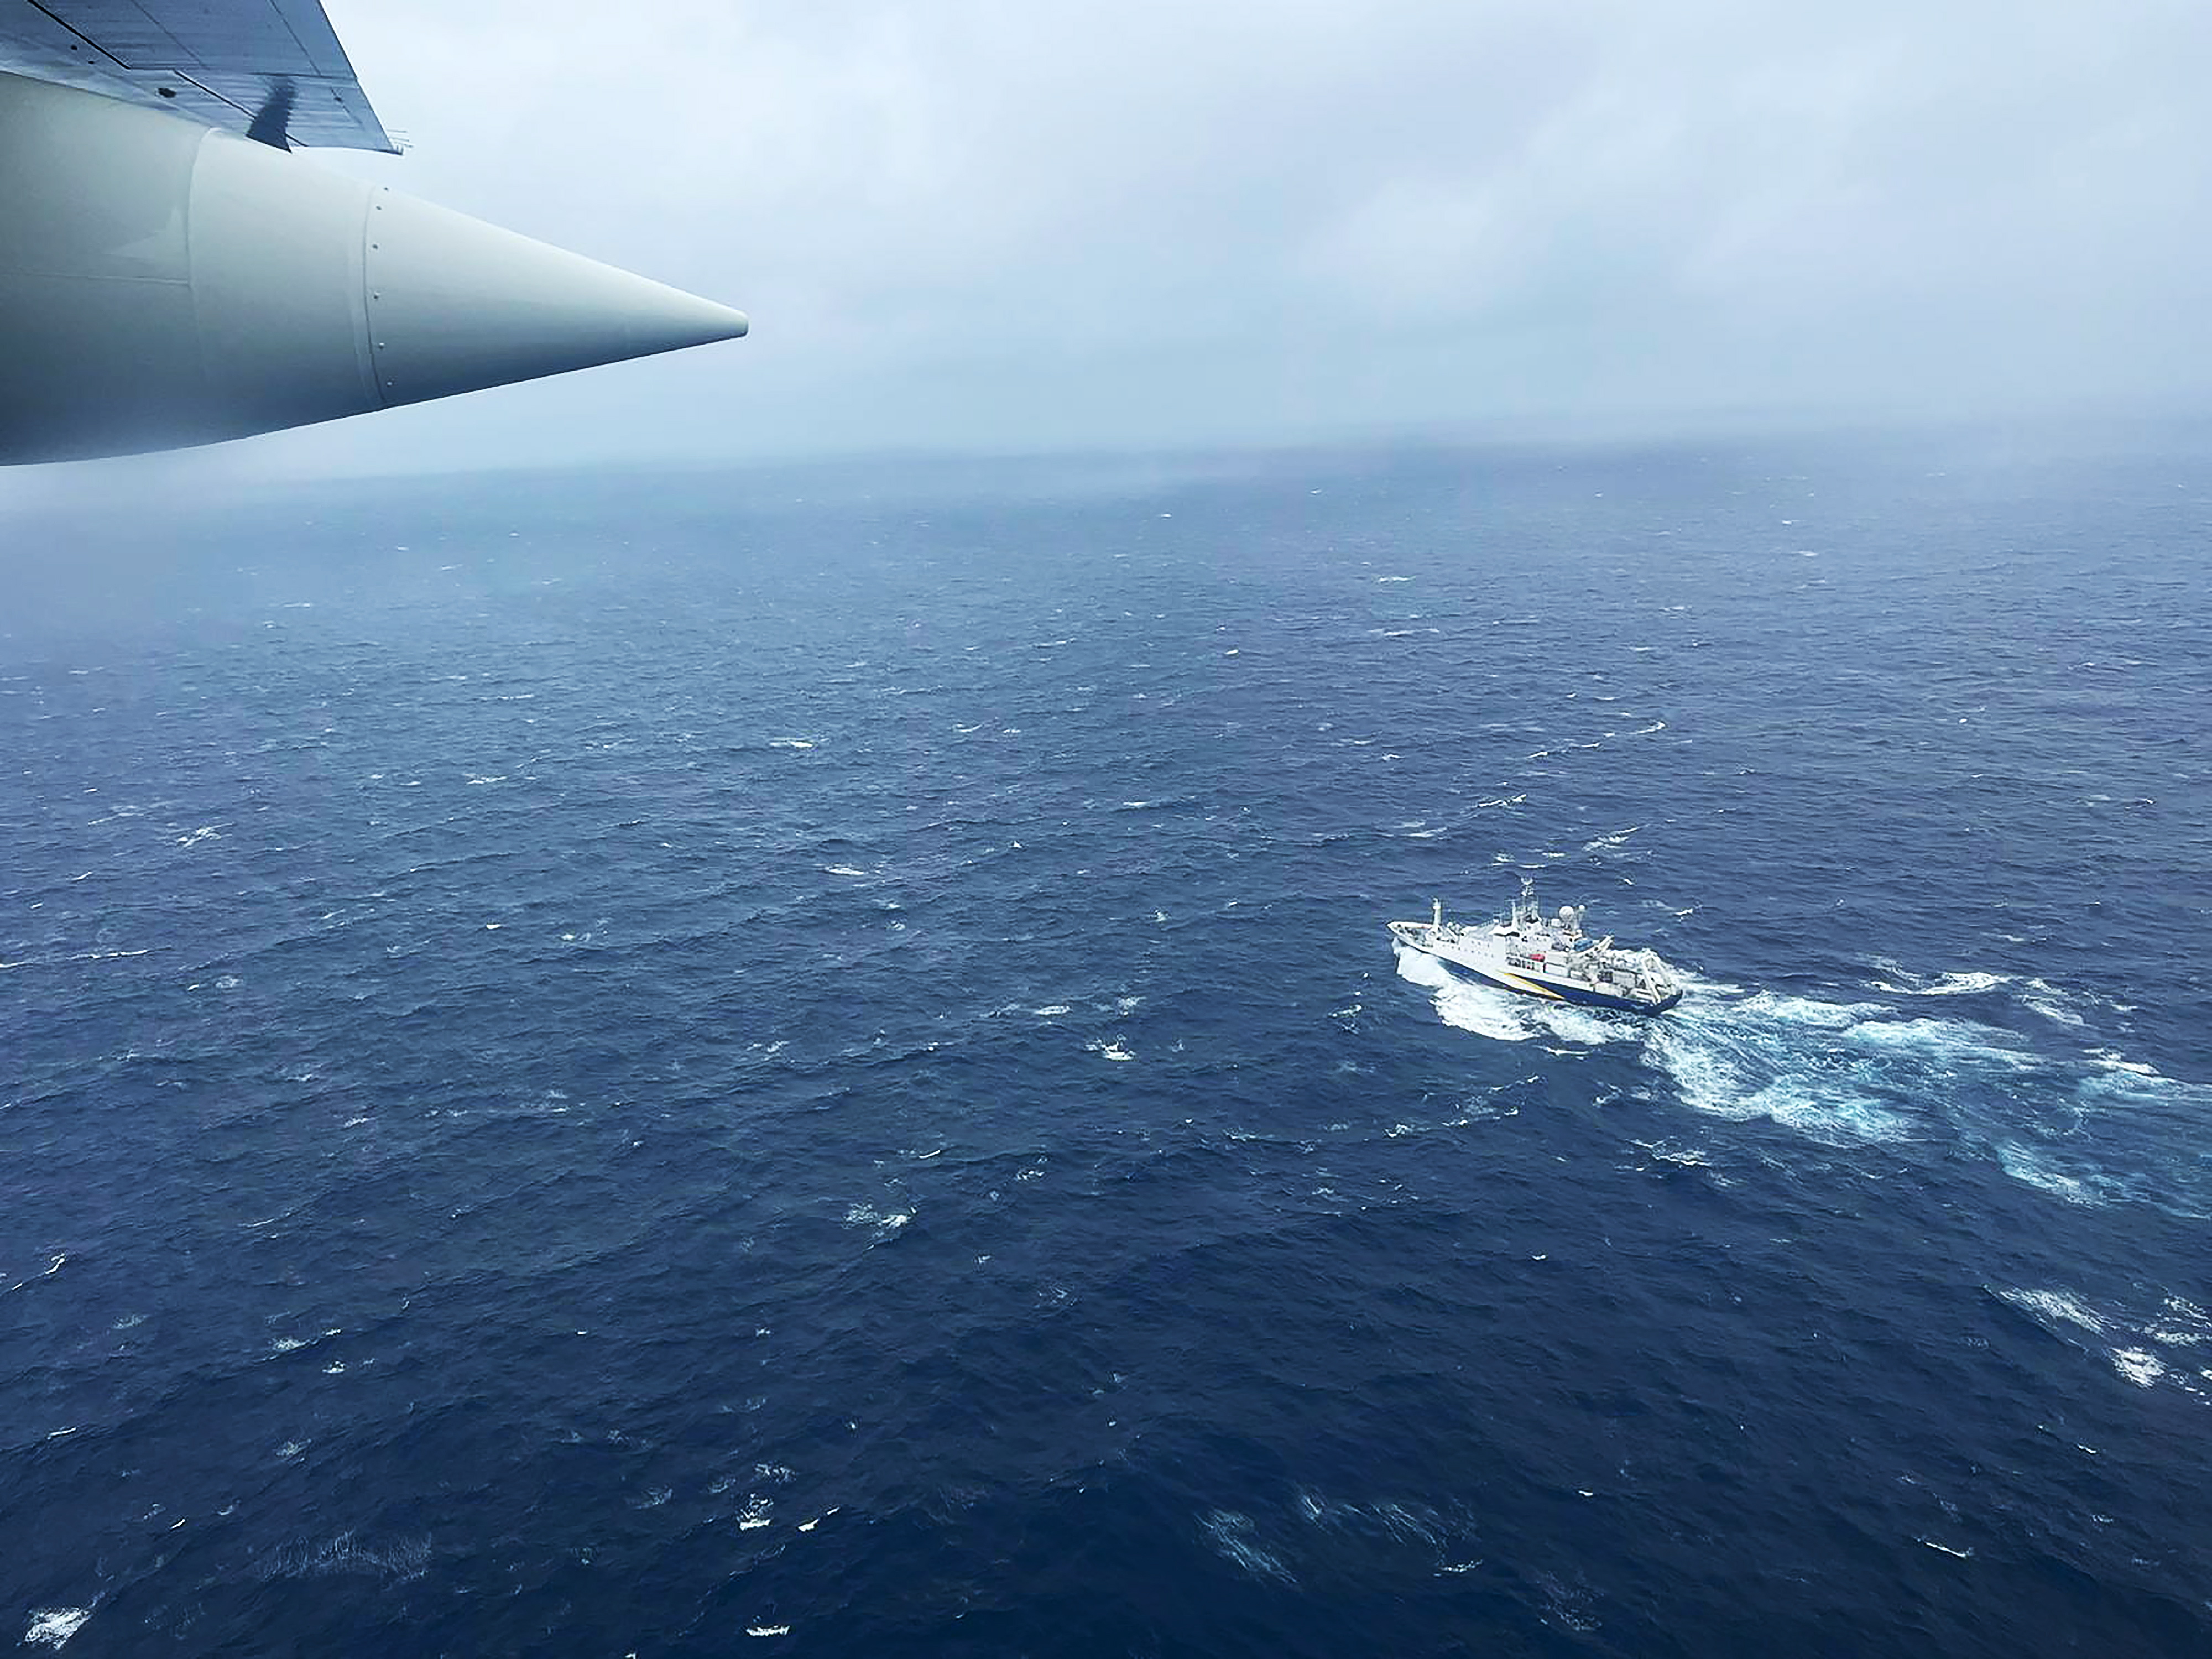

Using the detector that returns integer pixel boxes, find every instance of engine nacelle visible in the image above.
[0,71,747,463]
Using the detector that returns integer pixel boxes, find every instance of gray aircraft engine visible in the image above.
[0,69,748,464]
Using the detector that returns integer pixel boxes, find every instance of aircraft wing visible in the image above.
[0,0,748,464]
[0,0,392,150]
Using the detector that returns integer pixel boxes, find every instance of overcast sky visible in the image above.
[29,0,2212,480]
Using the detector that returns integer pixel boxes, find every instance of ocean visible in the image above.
[3,431,2209,1655]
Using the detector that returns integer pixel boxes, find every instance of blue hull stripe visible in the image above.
[1414,948,1681,1015]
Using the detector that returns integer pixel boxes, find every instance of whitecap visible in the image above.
[1735,992,1888,1029]
[2111,1348,2165,1388]
[843,1203,913,1235]
[1198,1510,1293,1583]
[768,738,816,750]
[1995,1142,2107,1206]
[23,1609,91,1648]
[1869,968,2010,997]
[1992,1286,2107,1335]
[2150,1299,2211,1347]
[2019,978,2086,1026]
[1843,1016,2029,1068]
[2086,1050,2158,1079]
[822,865,868,878]
[1635,1139,1712,1168]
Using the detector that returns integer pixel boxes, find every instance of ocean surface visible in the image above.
[3,432,2209,1655]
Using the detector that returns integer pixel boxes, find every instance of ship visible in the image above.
[1389,877,1686,1014]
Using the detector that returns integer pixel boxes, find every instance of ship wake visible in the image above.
[1397,947,2211,1212]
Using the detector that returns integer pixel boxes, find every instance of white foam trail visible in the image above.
[2020,978,2087,1027]
[1995,1142,2107,1207]
[1392,946,1453,992]
[1528,1002,1634,1046]
[2086,1050,2159,1079]
[1843,1016,2032,1070]
[2074,1058,2212,1120]
[843,1204,913,1237]
[1396,946,1532,1042]
[1396,946,1632,1047]
[1581,824,1642,853]
[1199,1510,1293,1583]
[1868,967,2010,997]
[1645,993,1937,1146]
[23,1609,91,1649]
[1994,1287,2109,1334]
[2111,1349,2165,1388]
[1997,1287,2212,1404]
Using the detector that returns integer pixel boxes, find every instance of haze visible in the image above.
[24,0,2212,483]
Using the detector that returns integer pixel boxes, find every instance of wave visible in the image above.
[23,1609,92,1649]
[1992,1285,2212,1403]
[1866,966,2011,997]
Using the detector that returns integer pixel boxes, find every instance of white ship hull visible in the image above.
[1389,886,1685,1015]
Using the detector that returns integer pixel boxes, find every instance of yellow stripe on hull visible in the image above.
[1488,967,1565,1001]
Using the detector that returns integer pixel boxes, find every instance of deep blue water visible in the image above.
[4,434,2210,1655]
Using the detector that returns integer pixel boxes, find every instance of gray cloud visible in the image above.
[18,0,2212,482]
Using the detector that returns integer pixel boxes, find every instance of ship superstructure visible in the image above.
[1389,877,1684,1014]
